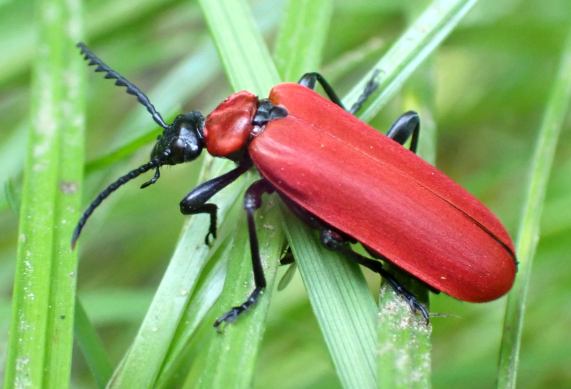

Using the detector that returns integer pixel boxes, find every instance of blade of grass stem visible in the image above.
[108,157,246,388]
[0,124,27,213]
[3,0,84,387]
[154,244,231,388]
[323,37,386,81]
[74,298,113,389]
[195,203,283,388]
[344,0,478,122]
[0,0,177,85]
[282,208,378,389]
[198,0,279,94]
[273,0,333,81]
[496,27,571,389]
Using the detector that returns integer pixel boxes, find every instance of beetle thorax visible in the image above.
[203,91,258,159]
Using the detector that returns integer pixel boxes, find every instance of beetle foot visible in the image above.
[204,228,216,246]
[212,287,263,332]
[213,306,242,333]
[279,247,294,265]
[400,291,430,324]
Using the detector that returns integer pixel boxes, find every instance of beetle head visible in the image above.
[151,112,205,166]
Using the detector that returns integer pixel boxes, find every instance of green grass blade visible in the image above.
[273,0,333,81]
[74,298,113,389]
[0,0,176,85]
[0,124,27,213]
[344,0,478,122]
[377,286,432,389]
[282,209,378,389]
[3,0,84,387]
[496,28,571,389]
[195,204,284,388]
[108,159,246,388]
[154,244,230,388]
[198,0,279,94]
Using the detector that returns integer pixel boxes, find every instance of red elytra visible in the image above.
[203,83,516,303]
[248,83,516,302]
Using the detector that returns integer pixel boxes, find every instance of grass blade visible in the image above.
[154,244,230,388]
[74,299,113,388]
[496,28,571,389]
[0,124,27,213]
[198,0,279,94]
[108,158,246,388]
[344,0,478,122]
[282,209,378,389]
[3,0,84,387]
[273,0,333,81]
[195,203,283,388]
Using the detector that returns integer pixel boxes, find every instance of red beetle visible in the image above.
[73,43,517,328]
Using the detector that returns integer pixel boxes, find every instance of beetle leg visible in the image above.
[279,247,294,265]
[348,69,380,115]
[320,229,430,323]
[214,179,274,331]
[180,161,251,245]
[298,72,345,109]
[386,111,421,153]
[298,71,381,115]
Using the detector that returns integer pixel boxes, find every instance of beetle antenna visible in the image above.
[77,42,169,130]
[71,159,161,248]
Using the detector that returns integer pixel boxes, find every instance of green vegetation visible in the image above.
[1,0,570,388]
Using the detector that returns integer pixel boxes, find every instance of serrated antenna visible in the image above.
[77,42,169,130]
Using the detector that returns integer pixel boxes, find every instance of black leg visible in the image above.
[180,161,251,245]
[277,246,296,291]
[279,247,294,265]
[386,111,421,153]
[213,179,274,330]
[348,69,380,115]
[320,229,429,323]
[298,72,345,109]
[298,71,381,116]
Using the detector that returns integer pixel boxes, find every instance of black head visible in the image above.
[72,43,206,248]
[151,112,205,165]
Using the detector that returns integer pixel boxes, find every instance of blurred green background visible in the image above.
[1,0,570,387]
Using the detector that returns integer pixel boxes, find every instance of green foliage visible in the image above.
[1,0,570,388]
[497,28,571,389]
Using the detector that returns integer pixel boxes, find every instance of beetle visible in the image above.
[72,43,517,328]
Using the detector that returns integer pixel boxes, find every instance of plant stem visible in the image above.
[496,27,571,389]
